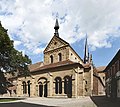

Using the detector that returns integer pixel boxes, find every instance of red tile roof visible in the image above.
[28,62,43,71]
[31,60,80,72]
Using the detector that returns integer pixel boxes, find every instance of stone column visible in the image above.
[62,80,64,95]
[90,65,94,96]
[34,83,38,97]
[83,69,85,96]
[17,79,22,97]
[49,76,53,97]
[31,78,35,97]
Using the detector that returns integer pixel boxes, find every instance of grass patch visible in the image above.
[0,98,19,102]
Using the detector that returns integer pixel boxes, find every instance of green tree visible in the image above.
[0,21,31,94]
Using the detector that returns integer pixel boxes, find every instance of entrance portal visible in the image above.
[64,76,72,98]
[39,83,43,97]
[38,77,47,97]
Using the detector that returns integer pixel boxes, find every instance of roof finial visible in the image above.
[84,34,89,64]
[54,19,59,36]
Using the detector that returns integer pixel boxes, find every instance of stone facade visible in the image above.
[4,19,105,98]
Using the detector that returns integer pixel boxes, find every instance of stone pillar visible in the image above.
[35,83,39,96]
[31,78,35,97]
[47,72,53,97]
[62,80,64,95]
[49,76,53,97]
[90,65,94,96]
[83,70,85,96]
[17,79,22,97]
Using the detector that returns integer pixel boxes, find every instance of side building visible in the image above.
[105,49,120,98]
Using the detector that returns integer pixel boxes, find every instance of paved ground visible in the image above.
[90,96,120,107]
[22,96,96,107]
[0,96,120,107]
[0,102,55,107]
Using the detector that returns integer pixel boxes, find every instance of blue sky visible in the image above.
[0,0,120,67]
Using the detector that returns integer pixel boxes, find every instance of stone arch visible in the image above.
[38,77,48,97]
[55,77,62,94]
[64,75,72,98]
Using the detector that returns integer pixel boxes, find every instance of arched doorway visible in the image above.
[38,77,47,97]
[39,82,43,97]
[64,76,72,98]
[27,81,31,97]
[22,81,27,94]
[55,77,62,94]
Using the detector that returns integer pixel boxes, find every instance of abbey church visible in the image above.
[4,19,105,98]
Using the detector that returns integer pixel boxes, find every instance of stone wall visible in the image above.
[16,65,88,98]
[44,46,69,65]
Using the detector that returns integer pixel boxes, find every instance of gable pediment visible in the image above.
[44,36,69,53]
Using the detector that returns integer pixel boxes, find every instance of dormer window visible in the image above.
[50,55,53,63]
[58,53,62,61]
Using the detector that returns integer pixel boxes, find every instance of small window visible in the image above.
[54,42,57,45]
[85,81,87,84]
[71,53,73,56]
[58,53,62,61]
[75,57,77,60]
[50,55,53,63]
[85,88,88,92]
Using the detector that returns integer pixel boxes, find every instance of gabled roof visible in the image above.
[44,35,69,53]
[44,35,83,63]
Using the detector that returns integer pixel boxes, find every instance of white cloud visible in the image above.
[14,40,22,48]
[34,48,44,54]
[0,0,120,62]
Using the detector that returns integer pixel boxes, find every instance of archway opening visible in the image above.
[64,76,72,98]
[55,77,62,94]
[27,81,30,97]
[39,82,43,97]
[22,81,27,94]
[38,77,48,97]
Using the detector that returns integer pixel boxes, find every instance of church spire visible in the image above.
[54,19,59,36]
[84,34,89,64]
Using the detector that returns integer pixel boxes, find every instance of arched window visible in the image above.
[50,55,53,63]
[58,53,62,61]
[38,77,48,97]
[27,81,31,97]
[22,81,27,94]
[55,77,62,94]
[64,76,72,97]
